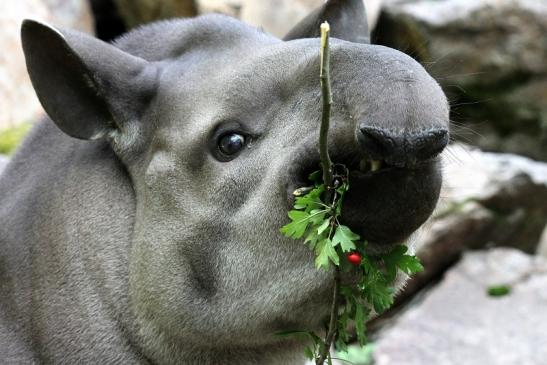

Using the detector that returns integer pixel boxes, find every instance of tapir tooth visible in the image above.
[371,160,382,172]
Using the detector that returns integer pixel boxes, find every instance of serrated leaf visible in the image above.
[331,225,359,252]
[397,255,424,275]
[381,245,423,282]
[280,210,310,239]
[294,185,325,213]
[315,238,339,270]
[309,209,327,225]
[304,229,321,250]
[335,309,351,352]
[317,219,330,235]
[315,239,330,270]
[369,284,394,314]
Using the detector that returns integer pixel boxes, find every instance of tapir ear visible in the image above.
[283,0,370,44]
[21,19,157,141]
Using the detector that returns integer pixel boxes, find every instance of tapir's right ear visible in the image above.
[21,19,157,141]
[283,0,370,44]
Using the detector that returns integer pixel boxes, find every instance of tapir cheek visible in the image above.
[144,151,178,189]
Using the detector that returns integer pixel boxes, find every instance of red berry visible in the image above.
[347,252,362,266]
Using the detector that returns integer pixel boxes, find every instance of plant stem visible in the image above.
[315,21,340,365]
[316,266,341,365]
[319,22,333,193]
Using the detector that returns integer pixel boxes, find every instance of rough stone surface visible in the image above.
[373,248,547,365]
[198,0,383,38]
[536,225,547,259]
[113,0,197,29]
[0,0,94,130]
[402,143,547,299]
[375,0,547,160]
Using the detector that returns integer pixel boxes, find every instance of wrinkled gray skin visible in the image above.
[0,1,449,364]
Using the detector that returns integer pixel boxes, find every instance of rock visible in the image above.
[89,0,127,41]
[536,225,547,259]
[0,0,94,130]
[373,248,547,365]
[113,0,198,29]
[0,156,8,175]
[402,143,547,299]
[375,0,547,160]
[198,0,383,38]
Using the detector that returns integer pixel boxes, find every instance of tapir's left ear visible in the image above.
[283,0,370,44]
[21,19,157,141]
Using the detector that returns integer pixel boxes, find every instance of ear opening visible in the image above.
[283,0,370,44]
[21,19,156,141]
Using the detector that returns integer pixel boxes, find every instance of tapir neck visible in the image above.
[0,120,146,363]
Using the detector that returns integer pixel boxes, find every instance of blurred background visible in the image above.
[0,1,546,364]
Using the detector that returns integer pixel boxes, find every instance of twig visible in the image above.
[317,266,341,365]
[316,21,340,365]
[319,22,334,193]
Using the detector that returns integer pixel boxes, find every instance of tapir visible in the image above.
[0,0,449,363]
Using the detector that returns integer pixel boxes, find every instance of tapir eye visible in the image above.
[218,133,245,156]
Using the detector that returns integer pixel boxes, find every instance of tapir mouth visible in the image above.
[286,149,442,250]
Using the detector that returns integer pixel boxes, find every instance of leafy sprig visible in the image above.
[280,170,423,362]
[280,171,423,364]
[278,21,423,364]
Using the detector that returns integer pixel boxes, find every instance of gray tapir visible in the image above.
[0,0,449,363]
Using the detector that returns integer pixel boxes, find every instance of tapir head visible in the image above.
[22,0,448,362]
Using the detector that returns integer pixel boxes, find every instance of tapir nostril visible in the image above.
[358,126,398,159]
[357,125,448,166]
[413,129,449,160]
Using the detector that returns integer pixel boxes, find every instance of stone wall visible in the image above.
[0,0,93,130]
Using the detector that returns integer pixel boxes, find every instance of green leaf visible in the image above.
[369,285,394,314]
[308,170,322,182]
[304,346,315,360]
[487,284,511,297]
[397,255,424,275]
[354,303,369,346]
[381,245,423,282]
[294,186,325,213]
[335,311,350,352]
[309,209,327,225]
[304,229,321,250]
[317,219,331,235]
[280,210,310,239]
[315,238,339,269]
[331,225,359,252]
[335,344,375,365]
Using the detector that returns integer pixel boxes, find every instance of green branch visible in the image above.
[319,22,334,192]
